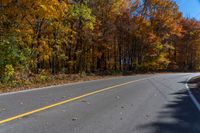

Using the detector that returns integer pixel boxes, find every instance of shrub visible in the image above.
[1,64,15,83]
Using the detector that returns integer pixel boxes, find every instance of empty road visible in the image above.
[0,73,200,133]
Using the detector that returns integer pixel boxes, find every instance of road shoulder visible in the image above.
[187,76,200,111]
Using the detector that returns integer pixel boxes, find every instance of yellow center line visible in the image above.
[0,77,152,125]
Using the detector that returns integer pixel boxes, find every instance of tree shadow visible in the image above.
[135,89,200,133]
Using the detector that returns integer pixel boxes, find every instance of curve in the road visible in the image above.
[186,76,200,111]
[0,77,153,125]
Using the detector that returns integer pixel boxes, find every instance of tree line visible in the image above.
[1,0,200,82]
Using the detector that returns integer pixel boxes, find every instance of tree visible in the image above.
[1,0,200,84]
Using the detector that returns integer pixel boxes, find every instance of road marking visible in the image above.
[0,77,152,125]
[186,76,200,112]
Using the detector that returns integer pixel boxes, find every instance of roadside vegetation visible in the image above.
[1,0,200,91]
[187,76,200,102]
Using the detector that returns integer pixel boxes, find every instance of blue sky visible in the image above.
[175,0,200,20]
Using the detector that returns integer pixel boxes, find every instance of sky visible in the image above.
[175,0,200,20]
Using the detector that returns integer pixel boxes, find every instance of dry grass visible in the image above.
[0,74,120,94]
[188,76,200,84]
[188,76,200,102]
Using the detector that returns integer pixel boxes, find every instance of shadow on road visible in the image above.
[135,88,200,133]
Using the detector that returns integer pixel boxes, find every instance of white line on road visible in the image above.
[186,76,200,112]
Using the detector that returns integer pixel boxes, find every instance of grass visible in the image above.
[0,73,122,94]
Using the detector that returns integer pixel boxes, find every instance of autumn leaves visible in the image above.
[1,0,200,83]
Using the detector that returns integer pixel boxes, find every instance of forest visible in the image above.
[1,0,200,87]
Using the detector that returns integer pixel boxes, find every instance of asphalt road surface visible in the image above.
[0,73,200,133]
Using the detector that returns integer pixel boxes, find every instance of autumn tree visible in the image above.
[1,0,200,84]
[130,0,182,71]
[176,19,200,71]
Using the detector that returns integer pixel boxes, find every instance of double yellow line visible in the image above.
[0,77,151,125]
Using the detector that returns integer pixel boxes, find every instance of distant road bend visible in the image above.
[0,73,200,133]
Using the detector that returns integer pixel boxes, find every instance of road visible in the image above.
[0,73,200,133]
